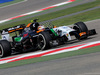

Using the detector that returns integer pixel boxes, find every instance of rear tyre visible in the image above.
[37,31,51,50]
[73,22,88,39]
[0,40,11,58]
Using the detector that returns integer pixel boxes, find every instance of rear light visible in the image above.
[23,33,28,37]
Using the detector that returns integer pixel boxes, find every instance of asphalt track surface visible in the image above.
[0,0,95,21]
[0,0,100,75]
[0,0,68,20]
[0,19,100,75]
[1,52,100,75]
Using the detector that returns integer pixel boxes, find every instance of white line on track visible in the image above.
[0,0,74,23]
[0,40,100,64]
[0,0,28,9]
[43,41,100,56]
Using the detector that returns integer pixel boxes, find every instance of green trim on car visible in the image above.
[50,29,58,36]
[14,37,22,42]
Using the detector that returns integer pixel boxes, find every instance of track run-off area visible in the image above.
[0,19,100,65]
[0,0,100,75]
[0,19,100,74]
[0,0,75,23]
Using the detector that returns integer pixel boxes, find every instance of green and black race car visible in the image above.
[0,19,96,58]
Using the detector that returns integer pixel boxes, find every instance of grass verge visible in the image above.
[0,0,100,29]
[0,8,100,29]
[0,46,100,69]
[52,8,100,26]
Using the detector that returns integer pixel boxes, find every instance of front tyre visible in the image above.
[0,40,11,58]
[73,22,89,39]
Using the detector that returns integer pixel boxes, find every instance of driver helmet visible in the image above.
[38,25,45,31]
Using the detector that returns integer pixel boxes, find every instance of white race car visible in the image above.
[51,21,96,44]
[0,20,96,58]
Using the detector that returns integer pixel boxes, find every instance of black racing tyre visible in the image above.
[74,22,88,39]
[37,31,51,50]
[0,40,11,58]
[74,22,88,32]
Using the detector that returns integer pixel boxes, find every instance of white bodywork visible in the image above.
[1,31,10,41]
[53,26,75,40]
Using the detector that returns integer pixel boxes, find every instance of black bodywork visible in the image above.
[0,21,97,58]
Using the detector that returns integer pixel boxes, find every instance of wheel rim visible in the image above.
[0,44,3,57]
[37,34,46,50]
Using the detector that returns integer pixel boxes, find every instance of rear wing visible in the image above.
[0,24,26,35]
[0,24,26,41]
